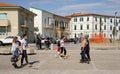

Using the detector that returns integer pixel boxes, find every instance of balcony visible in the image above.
[0,19,9,26]
[60,27,65,30]
[44,25,53,29]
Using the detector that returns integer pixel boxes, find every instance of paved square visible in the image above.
[0,43,120,74]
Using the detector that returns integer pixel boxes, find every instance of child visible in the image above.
[55,42,61,58]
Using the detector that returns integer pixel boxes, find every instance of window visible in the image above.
[110,19,112,23]
[119,26,120,31]
[30,18,33,25]
[74,18,77,22]
[95,24,97,30]
[80,17,84,22]
[82,17,84,21]
[110,26,112,30]
[55,20,58,27]
[74,25,76,30]
[100,17,102,22]
[104,25,106,30]
[0,13,7,19]
[95,17,97,21]
[60,21,64,27]
[104,18,106,22]
[87,24,89,30]
[20,14,25,25]
[80,25,83,30]
[44,18,46,24]
[66,22,69,28]
[0,28,6,35]
[87,17,89,21]
[80,18,81,22]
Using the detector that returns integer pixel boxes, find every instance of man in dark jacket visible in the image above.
[36,33,42,49]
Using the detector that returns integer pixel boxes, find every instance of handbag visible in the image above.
[10,56,17,62]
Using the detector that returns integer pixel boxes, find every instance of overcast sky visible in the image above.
[0,0,120,16]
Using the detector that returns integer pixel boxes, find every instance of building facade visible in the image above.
[30,7,54,38]
[54,14,70,39]
[0,3,36,42]
[66,13,120,39]
[30,7,70,39]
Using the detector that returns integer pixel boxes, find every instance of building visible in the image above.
[66,13,120,39]
[30,7,70,39]
[0,2,36,42]
[30,7,54,38]
[54,14,70,39]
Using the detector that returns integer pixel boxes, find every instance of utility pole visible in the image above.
[114,12,118,50]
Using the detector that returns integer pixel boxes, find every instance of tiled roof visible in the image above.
[65,12,120,18]
[0,2,17,6]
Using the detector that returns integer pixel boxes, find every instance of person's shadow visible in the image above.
[18,60,40,69]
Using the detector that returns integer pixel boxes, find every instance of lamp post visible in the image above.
[115,12,117,40]
[114,12,118,50]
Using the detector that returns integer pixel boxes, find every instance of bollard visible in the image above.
[51,43,54,50]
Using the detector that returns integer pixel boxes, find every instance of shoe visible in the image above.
[12,63,18,68]
[21,63,23,66]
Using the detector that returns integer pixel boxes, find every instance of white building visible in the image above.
[30,7,54,38]
[66,13,120,39]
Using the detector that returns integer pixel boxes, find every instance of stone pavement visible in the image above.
[0,43,120,74]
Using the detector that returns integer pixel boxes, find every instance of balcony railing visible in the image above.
[60,27,65,30]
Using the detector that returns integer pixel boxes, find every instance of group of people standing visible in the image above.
[11,34,31,68]
[36,33,51,50]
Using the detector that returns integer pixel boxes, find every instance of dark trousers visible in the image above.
[85,50,91,61]
[80,47,88,62]
[21,50,28,64]
[60,47,67,55]
[36,43,42,49]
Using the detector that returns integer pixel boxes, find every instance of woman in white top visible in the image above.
[11,37,21,68]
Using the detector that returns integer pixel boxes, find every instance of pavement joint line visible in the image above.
[91,61,98,71]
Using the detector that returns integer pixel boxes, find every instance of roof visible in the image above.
[30,7,70,20]
[0,2,36,16]
[65,12,120,18]
[0,2,17,6]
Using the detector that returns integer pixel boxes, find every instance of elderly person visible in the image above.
[80,36,88,63]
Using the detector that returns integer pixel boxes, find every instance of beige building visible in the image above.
[0,2,36,42]
[54,14,70,39]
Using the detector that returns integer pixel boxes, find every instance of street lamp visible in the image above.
[115,12,117,40]
[114,11,118,50]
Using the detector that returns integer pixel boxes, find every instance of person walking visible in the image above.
[80,36,88,63]
[84,36,91,64]
[60,36,67,57]
[36,33,42,49]
[11,37,21,68]
[20,34,30,67]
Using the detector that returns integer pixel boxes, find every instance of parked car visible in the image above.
[0,36,21,46]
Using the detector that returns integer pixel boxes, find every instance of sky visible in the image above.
[0,0,120,16]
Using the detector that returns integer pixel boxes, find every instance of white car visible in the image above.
[0,36,21,46]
